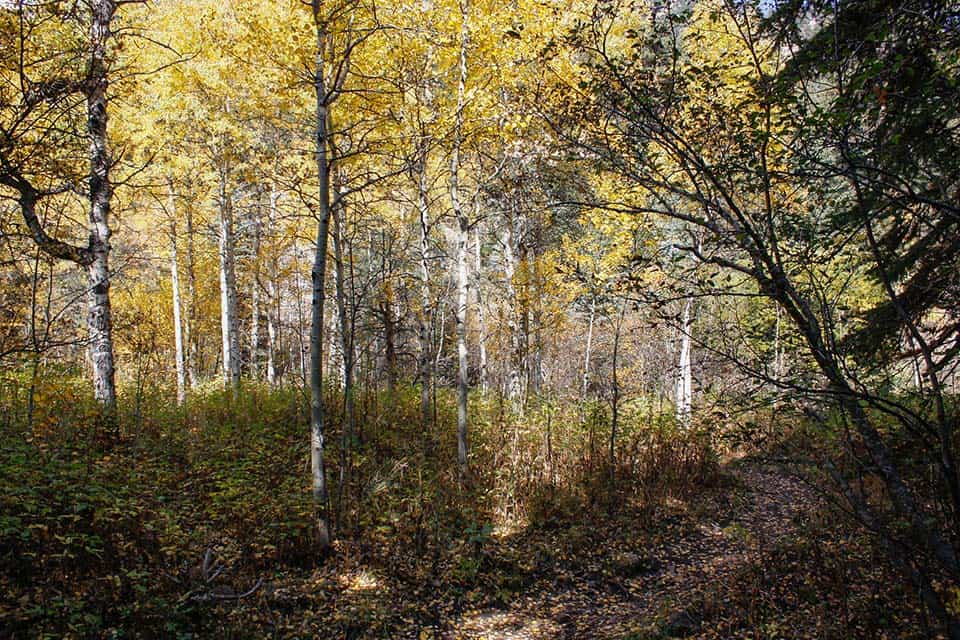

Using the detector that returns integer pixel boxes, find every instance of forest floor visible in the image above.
[251,458,923,639]
[0,399,927,640]
[446,463,819,639]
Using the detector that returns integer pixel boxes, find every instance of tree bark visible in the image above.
[675,296,693,427]
[327,300,345,387]
[582,295,596,400]
[382,299,398,393]
[474,224,488,394]
[379,229,399,395]
[184,199,199,386]
[450,0,471,477]
[416,149,434,430]
[266,186,279,386]
[501,217,524,407]
[217,165,240,388]
[2,0,119,408]
[1,2,120,410]
[168,191,186,407]
[527,250,543,397]
[267,294,278,386]
[610,300,626,483]
[85,0,118,410]
[332,174,355,527]
[294,249,308,386]
[310,1,332,550]
[250,188,263,380]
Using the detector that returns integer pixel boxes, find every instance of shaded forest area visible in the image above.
[0,0,958,637]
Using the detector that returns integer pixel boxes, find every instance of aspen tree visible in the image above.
[0,0,124,410]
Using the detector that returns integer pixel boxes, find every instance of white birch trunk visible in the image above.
[528,251,543,396]
[266,186,279,386]
[451,0,471,476]
[417,154,433,428]
[501,221,524,406]
[294,249,308,387]
[327,303,345,387]
[184,202,198,386]
[250,190,262,380]
[474,224,488,394]
[267,294,278,386]
[9,0,119,409]
[582,295,596,400]
[676,297,693,427]
[610,300,626,479]
[217,167,240,388]
[86,0,117,409]
[168,193,186,406]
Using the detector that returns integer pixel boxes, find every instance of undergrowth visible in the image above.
[0,377,717,638]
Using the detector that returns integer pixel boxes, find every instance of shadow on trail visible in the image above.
[435,462,918,640]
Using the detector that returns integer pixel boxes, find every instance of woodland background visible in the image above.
[0,0,958,637]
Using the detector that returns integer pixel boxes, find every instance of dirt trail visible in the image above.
[446,463,820,640]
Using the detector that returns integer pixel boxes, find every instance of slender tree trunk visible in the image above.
[450,0,471,477]
[332,175,355,529]
[327,302,344,387]
[294,248,308,387]
[169,208,186,407]
[27,247,52,428]
[184,200,198,386]
[266,185,279,386]
[527,250,542,397]
[610,300,626,484]
[676,297,693,427]
[474,224,488,394]
[310,3,332,550]
[381,308,397,397]
[416,152,433,429]
[502,219,524,407]
[435,292,446,371]
[769,303,783,431]
[217,166,240,388]
[773,304,782,385]
[86,0,117,410]
[582,295,596,400]
[411,0,438,430]
[267,301,278,385]
[27,249,40,428]
[379,229,398,395]
[382,300,398,393]
[250,189,263,380]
